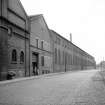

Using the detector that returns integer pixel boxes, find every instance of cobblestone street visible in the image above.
[0,69,105,105]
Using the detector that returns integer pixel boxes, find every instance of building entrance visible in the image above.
[32,53,39,75]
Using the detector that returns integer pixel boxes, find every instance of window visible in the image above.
[41,56,44,66]
[57,37,61,45]
[58,49,61,65]
[8,27,13,36]
[41,41,44,49]
[63,51,65,65]
[55,48,57,64]
[42,70,44,74]
[36,39,38,48]
[20,51,24,63]
[12,49,17,62]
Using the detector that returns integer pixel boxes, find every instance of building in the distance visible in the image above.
[29,15,53,75]
[97,61,105,70]
[50,30,96,73]
[0,0,30,80]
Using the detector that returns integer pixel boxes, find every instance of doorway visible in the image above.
[32,53,39,75]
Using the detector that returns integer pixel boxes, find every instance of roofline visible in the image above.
[29,14,43,21]
[18,0,29,19]
[50,30,95,59]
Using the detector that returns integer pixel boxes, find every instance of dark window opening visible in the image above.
[41,56,44,66]
[36,39,38,48]
[20,51,24,63]
[55,48,57,64]
[41,41,44,49]
[12,49,17,63]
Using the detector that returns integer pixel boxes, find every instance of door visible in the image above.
[32,53,39,75]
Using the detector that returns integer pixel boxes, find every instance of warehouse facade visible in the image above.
[50,30,96,73]
[29,15,53,75]
[0,0,96,81]
[0,0,30,80]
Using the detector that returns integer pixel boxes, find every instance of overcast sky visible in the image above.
[20,0,105,64]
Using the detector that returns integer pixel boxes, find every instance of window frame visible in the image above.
[41,41,44,49]
[11,49,17,64]
[20,51,24,64]
[36,39,39,48]
[41,56,44,66]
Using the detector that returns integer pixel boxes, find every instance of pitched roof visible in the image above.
[29,14,43,21]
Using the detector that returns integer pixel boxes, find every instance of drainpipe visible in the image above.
[29,19,30,76]
[65,45,66,72]
[25,20,27,77]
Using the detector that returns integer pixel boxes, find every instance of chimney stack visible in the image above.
[70,33,72,42]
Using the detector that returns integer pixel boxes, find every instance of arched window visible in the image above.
[20,51,24,63]
[12,49,17,62]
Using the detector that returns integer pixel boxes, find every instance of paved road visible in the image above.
[0,69,105,105]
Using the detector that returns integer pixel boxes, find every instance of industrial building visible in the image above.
[0,0,96,81]
[29,15,53,75]
[50,30,96,73]
[0,0,30,80]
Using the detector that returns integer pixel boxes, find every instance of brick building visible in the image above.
[0,0,30,80]
[29,15,53,75]
[0,0,96,81]
[50,30,96,73]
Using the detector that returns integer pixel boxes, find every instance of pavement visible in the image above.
[0,71,70,85]
[99,70,105,84]
[0,69,105,105]
[0,70,81,86]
